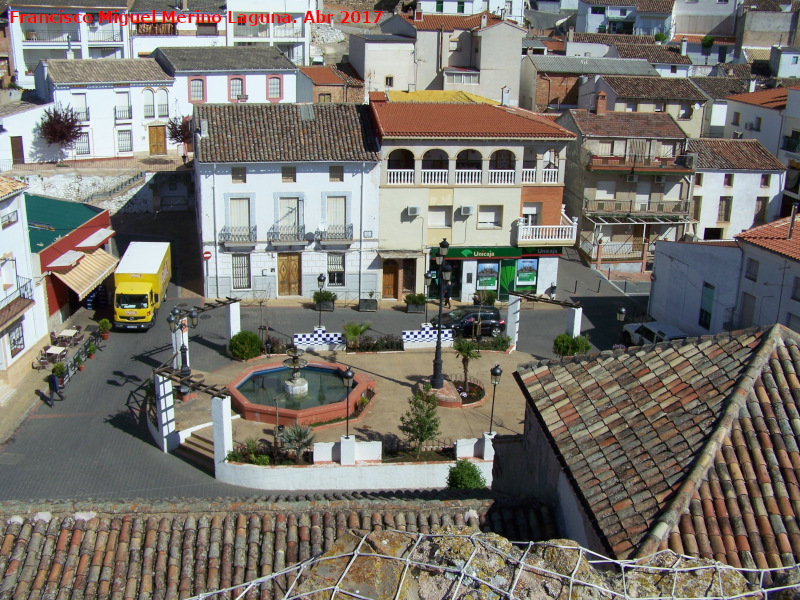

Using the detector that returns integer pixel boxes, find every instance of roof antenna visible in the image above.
[789,202,798,239]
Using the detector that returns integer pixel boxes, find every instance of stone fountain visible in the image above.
[283,347,309,396]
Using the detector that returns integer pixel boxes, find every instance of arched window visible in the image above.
[189,78,204,103]
[156,88,168,118]
[456,149,481,170]
[387,149,414,169]
[230,77,243,100]
[543,149,558,169]
[489,150,516,170]
[268,77,281,99]
[421,149,448,170]
[143,88,154,118]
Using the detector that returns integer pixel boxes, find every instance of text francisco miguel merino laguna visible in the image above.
[9,10,333,24]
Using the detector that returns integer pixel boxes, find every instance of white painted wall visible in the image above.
[130,24,226,57]
[0,103,54,165]
[649,240,741,335]
[770,46,800,78]
[564,41,611,57]
[779,88,800,166]
[724,100,782,155]
[417,0,525,20]
[736,243,800,331]
[653,63,691,78]
[349,36,416,92]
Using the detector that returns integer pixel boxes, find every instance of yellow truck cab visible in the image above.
[113,242,171,330]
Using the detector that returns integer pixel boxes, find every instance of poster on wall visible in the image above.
[476,262,499,290]
[516,258,538,287]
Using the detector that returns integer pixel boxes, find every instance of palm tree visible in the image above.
[343,322,371,351]
[453,338,480,395]
[280,422,315,464]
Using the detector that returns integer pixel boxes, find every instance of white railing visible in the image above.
[488,170,515,185]
[521,169,536,183]
[542,168,559,183]
[517,223,577,244]
[386,169,414,185]
[455,170,481,185]
[421,169,448,185]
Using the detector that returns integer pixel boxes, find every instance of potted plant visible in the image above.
[404,293,426,314]
[313,290,337,312]
[98,318,112,340]
[358,290,379,312]
[52,361,67,386]
[87,342,97,359]
[74,356,85,372]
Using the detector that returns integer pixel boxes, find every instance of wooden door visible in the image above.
[10,136,24,164]
[148,126,166,155]
[278,253,301,296]
[382,261,398,299]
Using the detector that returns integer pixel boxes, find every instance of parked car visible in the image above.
[622,321,687,346]
[430,306,506,338]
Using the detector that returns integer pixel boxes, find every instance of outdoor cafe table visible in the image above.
[60,329,78,342]
[45,346,66,362]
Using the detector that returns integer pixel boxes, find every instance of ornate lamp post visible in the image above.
[431,238,451,389]
[167,306,198,395]
[317,273,326,328]
[424,271,433,323]
[489,364,502,434]
[342,365,354,439]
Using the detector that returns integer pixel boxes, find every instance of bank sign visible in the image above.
[432,246,562,259]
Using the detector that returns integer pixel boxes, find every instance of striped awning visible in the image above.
[52,248,118,300]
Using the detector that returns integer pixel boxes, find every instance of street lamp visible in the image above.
[489,364,503,434]
[342,365,354,439]
[431,238,451,389]
[317,273,326,328]
[617,306,627,346]
[617,306,627,323]
[424,271,433,323]
[167,307,198,395]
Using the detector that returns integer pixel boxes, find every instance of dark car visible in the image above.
[430,306,506,338]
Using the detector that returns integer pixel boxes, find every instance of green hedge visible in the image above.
[229,330,262,360]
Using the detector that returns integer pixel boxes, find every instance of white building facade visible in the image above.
[723,88,786,156]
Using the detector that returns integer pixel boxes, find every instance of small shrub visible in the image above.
[552,333,592,357]
[229,330,262,360]
[654,31,667,42]
[474,290,497,306]
[313,290,338,303]
[51,361,67,378]
[447,459,487,489]
[97,319,112,333]
[350,334,403,352]
[399,383,441,458]
[87,342,97,356]
[479,335,511,352]
[226,437,270,464]
[265,336,288,354]
[343,322,371,349]
[701,34,714,49]
[404,293,426,305]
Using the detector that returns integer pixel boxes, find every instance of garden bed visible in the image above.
[346,334,403,353]
[382,448,454,463]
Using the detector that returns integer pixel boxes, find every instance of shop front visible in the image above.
[429,246,563,302]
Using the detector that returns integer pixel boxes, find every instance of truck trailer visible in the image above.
[113,242,171,330]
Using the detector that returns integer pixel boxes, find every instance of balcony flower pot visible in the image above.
[404,293,426,314]
[98,319,111,340]
[313,290,337,312]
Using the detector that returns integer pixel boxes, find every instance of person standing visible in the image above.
[47,371,65,407]
[444,281,453,309]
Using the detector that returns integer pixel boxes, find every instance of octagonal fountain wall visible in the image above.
[228,361,372,427]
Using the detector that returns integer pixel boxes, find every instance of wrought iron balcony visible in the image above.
[157,104,169,118]
[23,29,80,42]
[74,108,89,121]
[584,198,690,215]
[88,29,122,42]
[587,153,693,172]
[0,276,34,328]
[219,225,257,243]
[268,224,306,243]
[114,106,132,120]
[144,104,155,118]
[316,223,353,241]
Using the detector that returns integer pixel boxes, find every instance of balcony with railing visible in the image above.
[219,225,257,247]
[488,170,515,185]
[579,235,657,261]
[587,153,693,173]
[157,104,169,118]
[387,169,414,185]
[23,29,80,43]
[268,224,306,244]
[516,213,578,246]
[316,223,354,243]
[114,106,132,121]
[584,198,690,214]
[74,108,89,122]
[455,169,481,185]
[234,24,270,38]
[0,276,34,329]
[144,104,155,118]
[421,170,448,185]
[87,28,122,43]
[274,25,305,39]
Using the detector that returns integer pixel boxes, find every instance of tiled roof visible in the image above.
[0,91,48,118]
[25,194,103,253]
[742,0,800,10]
[0,495,559,599]
[0,176,26,201]
[603,75,706,100]
[398,11,511,30]
[613,43,692,64]
[690,77,749,100]
[527,55,659,76]
[194,103,380,163]
[671,34,736,45]
[581,0,675,11]
[736,217,800,262]
[332,63,364,87]
[560,109,688,138]
[46,59,172,84]
[151,46,294,74]
[516,327,800,562]
[300,64,363,87]
[744,47,773,62]
[726,87,787,109]
[370,102,576,139]
[687,139,787,171]
[386,90,498,103]
[572,32,656,44]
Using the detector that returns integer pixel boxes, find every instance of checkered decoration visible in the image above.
[402,323,453,349]
[293,327,346,351]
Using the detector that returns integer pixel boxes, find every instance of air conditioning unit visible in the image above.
[655,175,666,183]
[733,131,744,139]
[460,205,474,216]
[627,174,638,182]
[408,205,421,217]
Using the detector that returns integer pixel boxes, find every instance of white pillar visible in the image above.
[340,435,356,465]
[211,395,233,474]
[507,295,521,352]
[566,306,582,337]
[170,317,190,368]
[154,373,177,452]
[482,432,496,461]
[229,301,241,339]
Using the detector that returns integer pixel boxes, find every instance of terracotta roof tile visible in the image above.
[573,32,656,44]
[299,64,364,87]
[687,139,787,171]
[370,102,575,138]
[613,43,692,64]
[398,10,512,30]
[690,77,749,100]
[603,75,706,100]
[0,176,27,201]
[736,217,800,261]
[582,0,675,11]
[726,87,788,109]
[559,109,687,138]
[672,34,736,45]
[46,59,172,84]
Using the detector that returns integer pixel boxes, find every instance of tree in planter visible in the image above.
[279,422,315,464]
[343,322,371,351]
[447,459,487,489]
[51,361,67,383]
[166,116,193,159]
[399,383,441,459]
[37,104,83,161]
[313,290,338,304]
[453,338,480,395]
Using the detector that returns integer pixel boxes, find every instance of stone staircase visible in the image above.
[175,432,215,472]
[81,167,147,205]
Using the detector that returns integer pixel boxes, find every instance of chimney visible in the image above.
[414,7,423,20]
[790,203,799,239]
[567,26,574,42]
[501,86,510,105]
[480,12,488,28]
[596,91,607,114]
[181,0,188,9]
[681,37,688,56]
[748,78,757,92]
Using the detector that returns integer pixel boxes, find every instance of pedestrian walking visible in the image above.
[444,282,453,309]
[47,372,65,407]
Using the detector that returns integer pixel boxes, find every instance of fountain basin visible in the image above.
[228,361,372,427]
